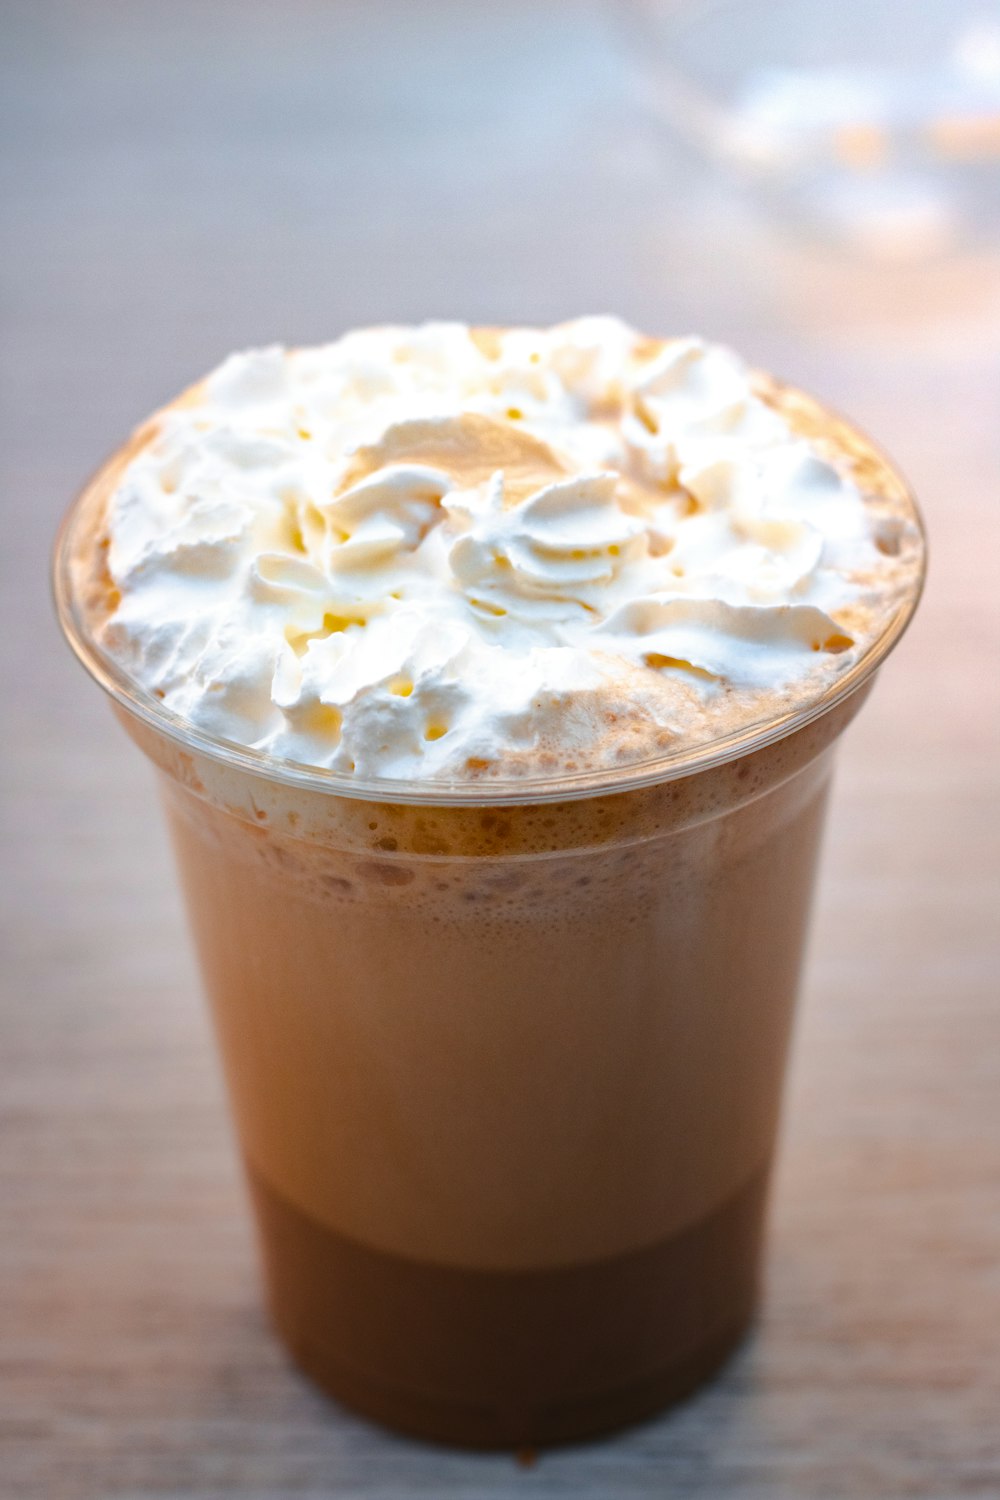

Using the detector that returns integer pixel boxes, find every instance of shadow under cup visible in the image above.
[53,410,924,1449]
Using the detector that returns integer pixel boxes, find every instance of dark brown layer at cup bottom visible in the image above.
[247,1160,770,1449]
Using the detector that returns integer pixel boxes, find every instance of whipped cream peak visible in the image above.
[89,318,921,781]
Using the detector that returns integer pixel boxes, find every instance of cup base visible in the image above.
[283,1302,753,1451]
[247,1162,767,1449]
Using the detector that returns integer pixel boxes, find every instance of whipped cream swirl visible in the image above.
[93,319,917,779]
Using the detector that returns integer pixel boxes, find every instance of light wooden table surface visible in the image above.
[2,4,999,1496]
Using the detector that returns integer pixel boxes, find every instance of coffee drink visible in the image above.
[55,320,924,1446]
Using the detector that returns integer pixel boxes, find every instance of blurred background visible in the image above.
[2,2,998,1496]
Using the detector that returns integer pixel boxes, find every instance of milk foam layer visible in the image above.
[93,319,920,779]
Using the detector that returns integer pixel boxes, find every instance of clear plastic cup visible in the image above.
[53,390,924,1448]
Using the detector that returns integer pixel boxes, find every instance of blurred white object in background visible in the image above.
[624,0,1000,260]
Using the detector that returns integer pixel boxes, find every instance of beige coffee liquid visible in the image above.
[115,690,862,1445]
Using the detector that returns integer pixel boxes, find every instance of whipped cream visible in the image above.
[92,319,920,779]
